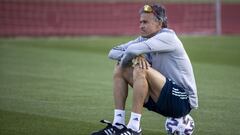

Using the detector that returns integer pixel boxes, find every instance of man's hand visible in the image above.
[132,55,150,69]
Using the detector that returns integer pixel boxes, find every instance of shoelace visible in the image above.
[100,120,117,135]
[115,123,141,135]
[115,123,133,135]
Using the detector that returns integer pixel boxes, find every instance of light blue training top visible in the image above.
[108,28,198,109]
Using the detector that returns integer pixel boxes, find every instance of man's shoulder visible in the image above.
[155,28,176,40]
[160,28,175,34]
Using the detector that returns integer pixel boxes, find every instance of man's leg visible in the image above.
[112,64,133,127]
[91,64,134,135]
[112,62,167,133]
[145,67,166,102]
[113,64,133,110]
[126,65,166,132]
[125,65,149,132]
[132,66,149,114]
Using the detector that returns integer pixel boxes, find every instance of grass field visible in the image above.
[0,36,240,135]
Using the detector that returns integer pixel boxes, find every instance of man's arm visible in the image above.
[108,46,125,61]
[120,42,151,66]
[120,32,177,67]
[108,37,142,61]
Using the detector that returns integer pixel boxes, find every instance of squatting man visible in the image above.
[91,4,198,135]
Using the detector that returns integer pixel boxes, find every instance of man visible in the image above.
[91,4,198,135]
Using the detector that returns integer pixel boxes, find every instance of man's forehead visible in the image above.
[140,13,155,20]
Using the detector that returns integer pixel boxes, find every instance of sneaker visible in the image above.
[114,123,142,135]
[91,120,121,135]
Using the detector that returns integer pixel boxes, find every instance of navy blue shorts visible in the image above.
[143,78,191,118]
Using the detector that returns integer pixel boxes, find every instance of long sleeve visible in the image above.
[119,42,151,66]
[108,37,142,61]
[108,46,125,60]
[120,31,177,66]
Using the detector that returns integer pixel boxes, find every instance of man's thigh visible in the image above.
[144,78,191,118]
[115,64,166,102]
[146,67,166,102]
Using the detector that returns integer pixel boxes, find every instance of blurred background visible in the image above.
[0,0,240,135]
[1,0,240,36]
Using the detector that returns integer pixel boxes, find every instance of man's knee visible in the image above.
[113,64,123,78]
[113,64,133,80]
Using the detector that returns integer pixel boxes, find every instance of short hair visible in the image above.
[139,4,168,28]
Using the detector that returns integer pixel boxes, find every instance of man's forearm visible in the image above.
[119,42,150,67]
[108,49,124,61]
[119,52,136,67]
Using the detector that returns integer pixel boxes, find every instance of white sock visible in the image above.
[113,109,125,128]
[127,112,142,132]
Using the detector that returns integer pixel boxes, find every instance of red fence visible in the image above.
[0,1,239,36]
[221,4,240,34]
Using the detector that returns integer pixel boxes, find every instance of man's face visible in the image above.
[139,13,162,38]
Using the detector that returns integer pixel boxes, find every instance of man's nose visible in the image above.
[140,24,144,29]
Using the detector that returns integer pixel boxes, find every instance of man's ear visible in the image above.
[159,21,163,28]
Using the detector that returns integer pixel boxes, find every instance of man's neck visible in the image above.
[143,29,161,38]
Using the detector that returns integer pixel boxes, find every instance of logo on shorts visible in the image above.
[172,87,188,99]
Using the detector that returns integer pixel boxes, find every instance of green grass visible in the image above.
[0,36,240,135]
